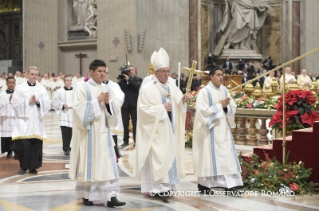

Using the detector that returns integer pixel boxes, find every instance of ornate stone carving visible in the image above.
[72,0,88,29]
[213,0,269,56]
[85,0,97,38]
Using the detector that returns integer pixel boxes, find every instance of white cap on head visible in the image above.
[151,47,170,71]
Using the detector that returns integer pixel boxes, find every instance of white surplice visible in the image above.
[105,80,124,134]
[193,81,243,189]
[134,78,187,193]
[10,81,51,140]
[263,76,275,91]
[69,78,121,202]
[51,88,73,127]
[0,91,16,137]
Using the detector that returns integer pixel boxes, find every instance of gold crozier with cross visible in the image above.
[182,60,203,94]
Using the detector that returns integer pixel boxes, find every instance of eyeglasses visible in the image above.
[158,70,170,74]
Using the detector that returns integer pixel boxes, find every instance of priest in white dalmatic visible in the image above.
[134,48,189,202]
[280,67,296,89]
[297,69,312,90]
[193,67,243,194]
[52,75,74,155]
[0,77,17,158]
[102,67,124,159]
[10,66,51,175]
[69,60,126,208]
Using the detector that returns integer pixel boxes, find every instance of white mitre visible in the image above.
[151,47,170,71]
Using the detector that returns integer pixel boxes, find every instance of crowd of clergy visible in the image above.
[1,48,248,208]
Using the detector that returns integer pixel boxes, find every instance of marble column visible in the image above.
[258,118,269,146]
[189,0,198,67]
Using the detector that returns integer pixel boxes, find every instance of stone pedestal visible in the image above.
[219,49,263,60]
[68,28,89,40]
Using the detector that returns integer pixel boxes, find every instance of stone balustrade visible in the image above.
[186,107,277,146]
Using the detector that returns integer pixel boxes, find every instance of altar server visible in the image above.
[52,75,73,155]
[11,66,51,175]
[102,67,124,159]
[0,77,16,158]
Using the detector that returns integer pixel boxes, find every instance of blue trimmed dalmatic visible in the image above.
[204,86,241,175]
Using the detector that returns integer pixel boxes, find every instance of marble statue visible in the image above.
[213,0,269,56]
[85,0,97,37]
[73,0,88,27]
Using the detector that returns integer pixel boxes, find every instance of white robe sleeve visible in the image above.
[52,90,64,115]
[195,89,224,129]
[11,89,31,118]
[73,85,104,130]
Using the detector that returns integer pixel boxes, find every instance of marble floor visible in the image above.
[0,112,319,211]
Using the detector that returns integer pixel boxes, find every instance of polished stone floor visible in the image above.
[1,112,319,211]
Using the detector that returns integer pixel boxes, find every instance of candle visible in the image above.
[178,62,181,89]
[128,61,130,66]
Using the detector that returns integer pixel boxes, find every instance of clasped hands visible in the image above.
[220,97,230,108]
[98,92,109,104]
[29,95,39,104]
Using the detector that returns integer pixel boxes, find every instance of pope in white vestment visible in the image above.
[11,67,51,174]
[0,77,17,158]
[69,60,126,208]
[193,68,243,194]
[134,48,189,202]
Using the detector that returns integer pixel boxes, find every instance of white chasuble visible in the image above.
[10,81,51,140]
[134,79,186,193]
[263,76,274,91]
[51,88,74,127]
[193,82,242,188]
[0,91,16,137]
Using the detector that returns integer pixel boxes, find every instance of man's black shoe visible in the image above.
[198,184,213,194]
[121,143,129,147]
[106,197,126,207]
[160,191,172,203]
[29,169,37,174]
[82,198,93,206]
[64,151,70,156]
[19,168,26,175]
[6,151,12,158]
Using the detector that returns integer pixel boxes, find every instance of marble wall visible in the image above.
[300,0,319,73]
[23,0,58,74]
[98,0,189,81]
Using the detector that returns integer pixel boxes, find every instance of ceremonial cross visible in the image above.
[183,60,204,94]
[75,53,87,75]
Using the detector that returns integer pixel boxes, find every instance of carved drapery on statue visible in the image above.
[213,0,269,56]
[70,0,97,39]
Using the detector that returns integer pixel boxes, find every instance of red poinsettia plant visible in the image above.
[269,90,319,132]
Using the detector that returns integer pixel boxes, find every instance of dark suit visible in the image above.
[191,79,202,91]
[118,75,142,145]
[222,61,233,71]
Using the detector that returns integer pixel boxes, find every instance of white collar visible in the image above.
[208,81,221,90]
[88,78,101,86]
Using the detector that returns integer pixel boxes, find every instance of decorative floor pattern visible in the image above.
[0,111,319,211]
